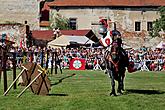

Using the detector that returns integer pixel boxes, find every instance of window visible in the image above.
[135,22,141,31]
[147,22,153,31]
[69,18,77,30]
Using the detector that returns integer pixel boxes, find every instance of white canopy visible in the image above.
[47,35,94,48]
[123,44,132,50]
[156,41,165,49]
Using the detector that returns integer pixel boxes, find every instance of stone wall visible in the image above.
[0,0,40,30]
[0,24,26,47]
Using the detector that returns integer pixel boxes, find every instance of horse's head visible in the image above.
[105,43,120,73]
[110,43,120,61]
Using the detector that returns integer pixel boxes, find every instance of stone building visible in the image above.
[0,0,40,30]
[42,0,164,38]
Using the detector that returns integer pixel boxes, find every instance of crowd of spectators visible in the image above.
[5,45,165,72]
[127,46,165,71]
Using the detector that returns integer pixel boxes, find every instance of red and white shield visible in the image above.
[99,31,113,47]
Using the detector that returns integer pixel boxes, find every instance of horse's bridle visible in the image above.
[106,49,120,72]
[108,55,119,72]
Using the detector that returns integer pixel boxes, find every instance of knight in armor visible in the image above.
[91,18,129,70]
[111,30,129,67]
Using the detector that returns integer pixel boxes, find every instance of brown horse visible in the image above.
[104,43,128,96]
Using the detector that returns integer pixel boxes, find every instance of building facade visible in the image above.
[45,0,165,37]
[0,0,40,30]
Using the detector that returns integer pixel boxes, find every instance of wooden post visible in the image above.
[3,50,7,92]
[46,50,49,70]
[56,54,62,74]
[13,52,17,89]
[3,68,26,96]
[30,51,33,63]
[23,51,27,63]
[51,52,54,74]
[41,49,44,68]
[55,52,57,74]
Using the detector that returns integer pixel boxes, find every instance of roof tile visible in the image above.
[48,0,165,7]
[32,30,92,41]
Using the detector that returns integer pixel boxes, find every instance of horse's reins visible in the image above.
[105,41,121,72]
[107,51,119,72]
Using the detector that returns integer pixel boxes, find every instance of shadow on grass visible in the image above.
[125,89,165,95]
[51,73,76,86]
[48,93,68,96]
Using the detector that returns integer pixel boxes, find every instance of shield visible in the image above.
[20,62,51,95]
[127,61,137,73]
[99,31,113,47]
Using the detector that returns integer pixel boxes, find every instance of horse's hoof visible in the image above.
[117,92,123,96]
[117,91,123,96]
[121,88,125,91]
[110,92,117,96]
[117,90,123,96]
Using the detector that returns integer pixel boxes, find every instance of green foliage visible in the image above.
[150,6,165,37]
[49,13,71,30]
[0,70,165,110]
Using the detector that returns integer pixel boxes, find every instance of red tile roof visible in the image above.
[48,0,165,7]
[32,30,54,41]
[61,30,90,36]
[32,30,93,41]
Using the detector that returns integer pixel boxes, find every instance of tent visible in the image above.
[156,41,165,49]
[123,44,132,50]
[47,35,94,48]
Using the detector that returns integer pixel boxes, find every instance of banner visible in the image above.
[69,58,86,70]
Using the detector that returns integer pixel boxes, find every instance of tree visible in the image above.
[49,13,71,30]
[149,6,165,37]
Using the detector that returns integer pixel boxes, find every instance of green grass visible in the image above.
[0,70,165,110]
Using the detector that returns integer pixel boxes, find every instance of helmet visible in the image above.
[112,30,121,37]
[98,25,107,35]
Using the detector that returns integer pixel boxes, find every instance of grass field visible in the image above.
[0,70,165,110]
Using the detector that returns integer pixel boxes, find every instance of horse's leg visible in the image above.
[107,69,116,96]
[117,68,126,95]
[104,60,109,74]
[121,68,126,91]
[117,73,123,95]
[104,51,109,74]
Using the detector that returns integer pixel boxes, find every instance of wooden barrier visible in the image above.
[1,48,62,94]
[4,62,51,98]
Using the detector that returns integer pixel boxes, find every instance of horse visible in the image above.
[104,43,128,96]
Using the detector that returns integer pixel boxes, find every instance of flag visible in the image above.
[99,31,113,47]
[69,58,86,70]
